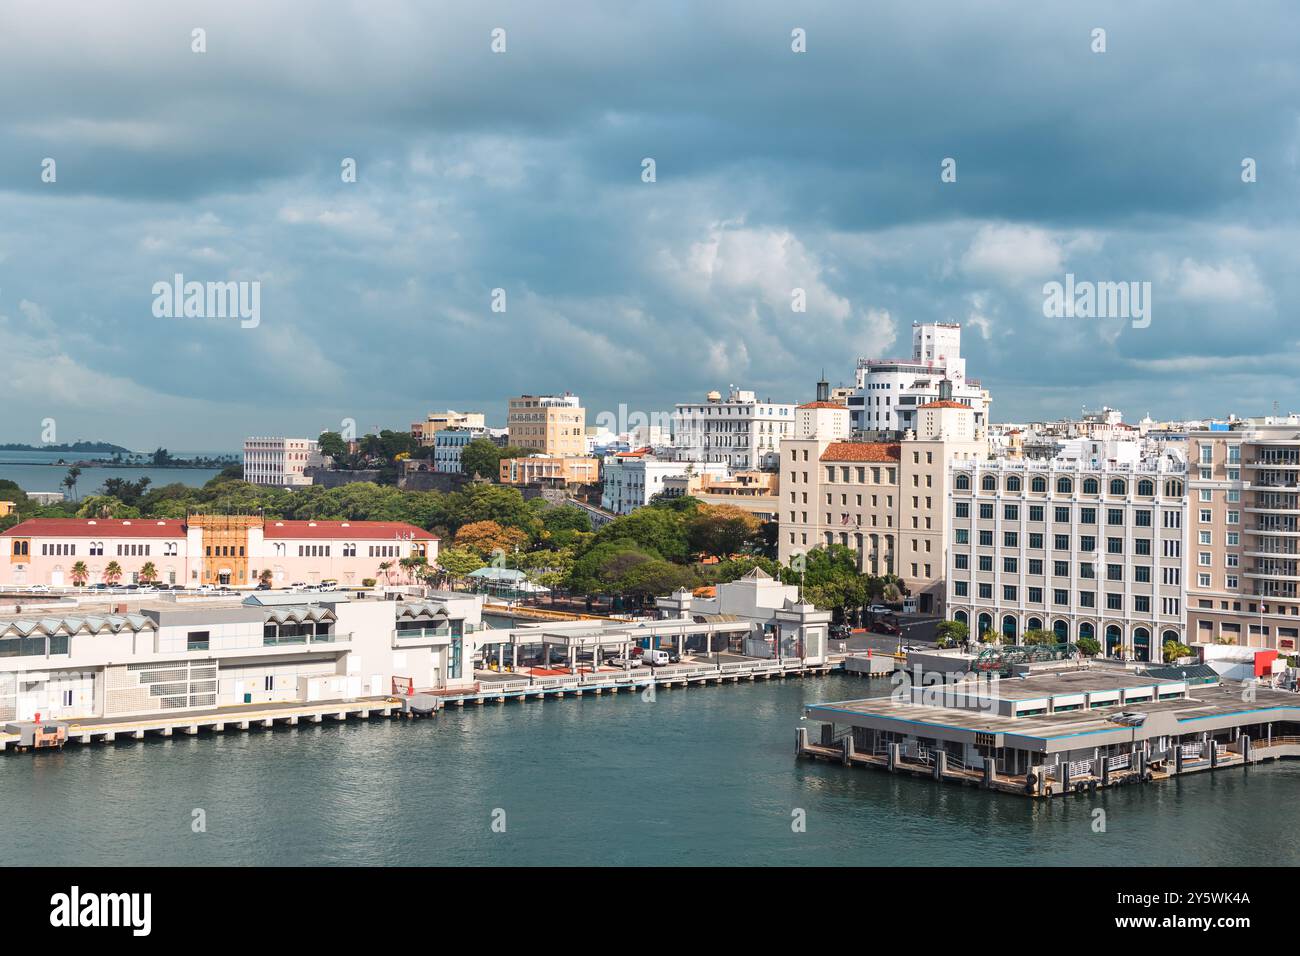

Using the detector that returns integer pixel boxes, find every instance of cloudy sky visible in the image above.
[1,0,1298,450]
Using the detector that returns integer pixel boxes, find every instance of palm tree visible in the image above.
[62,466,81,502]
[139,561,158,584]
[103,560,123,585]
[70,561,89,587]
[378,560,394,584]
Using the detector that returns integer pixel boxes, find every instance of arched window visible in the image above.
[1137,479,1154,497]
[955,473,970,491]
[1006,475,1022,492]
[1109,478,1126,496]
[981,474,997,492]
[1082,477,1099,495]
[1031,476,1047,493]
[1056,477,1073,495]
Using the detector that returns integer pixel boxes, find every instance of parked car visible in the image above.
[608,657,644,668]
[642,649,672,667]
[870,620,902,636]
[867,604,890,615]
[26,584,50,593]
[830,623,853,640]
[255,582,273,591]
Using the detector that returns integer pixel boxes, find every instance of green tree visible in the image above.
[935,619,969,648]
[139,561,158,583]
[1022,629,1057,647]
[317,431,348,459]
[436,547,487,583]
[70,561,90,587]
[686,504,762,559]
[1162,639,1192,663]
[103,560,123,584]
[1076,636,1101,657]
[460,439,505,479]
[62,466,81,502]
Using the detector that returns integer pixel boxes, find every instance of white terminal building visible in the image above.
[848,322,991,436]
[671,388,795,471]
[945,443,1189,661]
[242,437,321,487]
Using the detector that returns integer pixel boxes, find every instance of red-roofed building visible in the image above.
[2,515,438,589]
[779,398,986,615]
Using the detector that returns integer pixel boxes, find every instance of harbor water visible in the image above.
[2,674,1297,866]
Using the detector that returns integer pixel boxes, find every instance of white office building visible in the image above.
[945,450,1189,661]
[671,388,795,471]
[243,437,321,487]
[601,457,729,515]
[848,323,991,436]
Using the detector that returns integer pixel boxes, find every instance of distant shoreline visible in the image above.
[3,460,232,469]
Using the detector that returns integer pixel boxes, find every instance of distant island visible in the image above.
[0,441,133,454]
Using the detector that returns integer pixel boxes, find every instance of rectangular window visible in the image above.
[1029,505,1044,522]
[1028,533,1044,549]
[187,631,210,652]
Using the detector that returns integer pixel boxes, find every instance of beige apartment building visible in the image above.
[411,410,486,445]
[507,394,587,457]
[778,400,985,614]
[1187,419,1300,653]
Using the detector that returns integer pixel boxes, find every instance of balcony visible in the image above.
[262,631,350,648]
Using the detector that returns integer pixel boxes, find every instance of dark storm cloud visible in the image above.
[0,0,1297,446]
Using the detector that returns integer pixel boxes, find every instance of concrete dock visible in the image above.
[1,655,836,754]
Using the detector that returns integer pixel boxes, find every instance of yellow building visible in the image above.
[498,455,599,487]
[0,501,15,518]
[507,394,586,457]
[411,410,487,446]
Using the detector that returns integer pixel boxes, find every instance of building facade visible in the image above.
[671,388,795,471]
[778,401,986,613]
[600,458,728,515]
[1185,418,1300,653]
[847,322,991,436]
[945,453,1188,661]
[506,394,586,457]
[433,426,508,474]
[498,455,600,487]
[0,591,482,723]
[243,437,320,487]
[2,517,438,589]
[411,410,487,446]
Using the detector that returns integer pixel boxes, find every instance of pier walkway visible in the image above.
[2,655,837,753]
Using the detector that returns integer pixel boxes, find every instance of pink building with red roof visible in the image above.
[2,516,438,589]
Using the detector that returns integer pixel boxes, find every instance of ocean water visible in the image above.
[2,674,1296,866]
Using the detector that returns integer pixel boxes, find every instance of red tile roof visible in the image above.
[262,521,437,541]
[918,400,969,410]
[797,401,847,410]
[819,442,901,463]
[1,518,186,538]
[1,517,437,541]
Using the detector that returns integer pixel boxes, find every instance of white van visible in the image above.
[643,649,671,667]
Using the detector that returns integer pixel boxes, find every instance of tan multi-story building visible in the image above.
[507,394,586,457]
[1186,419,1300,653]
[777,400,984,614]
[411,410,487,446]
[498,455,599,487]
